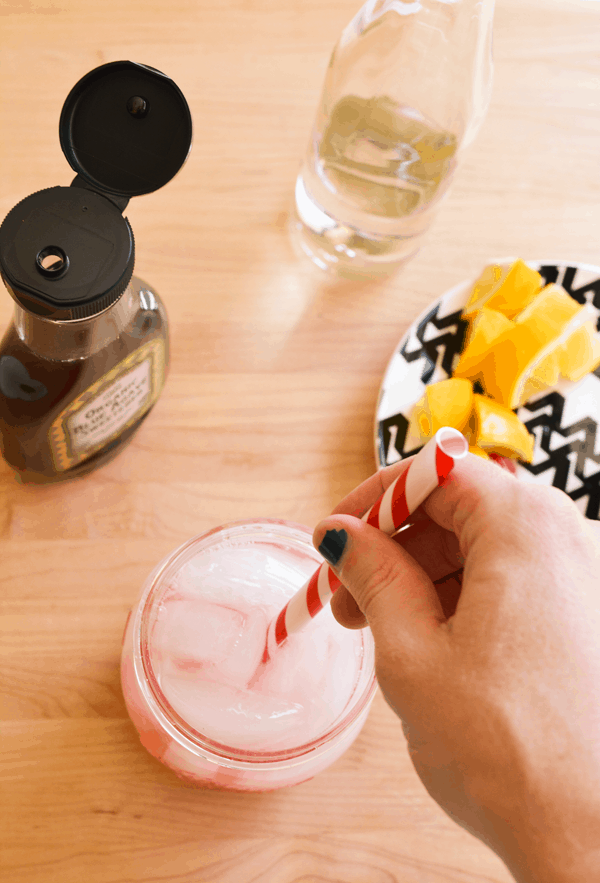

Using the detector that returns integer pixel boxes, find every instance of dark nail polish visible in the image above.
[318,528,348,566]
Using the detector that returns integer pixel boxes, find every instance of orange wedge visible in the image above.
[511,284,584,392]
[409,377,473,443]
[559,319,600,382]
[468,395,534,462]
[530,349,561,388]
[514,283,582,335]
[463,263,504,315]
[454,307,515,381]
[463,259,543,319]
[479,304,597,408]
[477,321,553,407]
[518,349,562,404]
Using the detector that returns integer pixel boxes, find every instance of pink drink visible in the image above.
[121,520,376,791]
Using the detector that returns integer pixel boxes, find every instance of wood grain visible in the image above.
[1,0,598,880]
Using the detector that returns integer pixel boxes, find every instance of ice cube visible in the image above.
[160,675,305,752]
[172,546,303,608]
[253,639,298,697]
[152,598,267,690]
[218,606,267,687]
[315,633,359,724]
[256,611,363,745]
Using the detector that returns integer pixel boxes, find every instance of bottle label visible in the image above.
[48,338,165,472]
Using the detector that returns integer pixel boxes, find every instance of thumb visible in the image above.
[313,514,447,664]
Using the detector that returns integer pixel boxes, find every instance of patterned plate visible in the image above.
[375,260,600,520]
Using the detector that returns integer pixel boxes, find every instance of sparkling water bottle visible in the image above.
[291,0,495,278]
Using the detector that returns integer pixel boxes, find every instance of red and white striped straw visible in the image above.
[265,427,469,661]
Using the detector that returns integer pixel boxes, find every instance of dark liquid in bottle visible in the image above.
[0,302,167,483]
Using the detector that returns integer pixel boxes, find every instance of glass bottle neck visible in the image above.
[13,283,139,362]
[336,0,495,145]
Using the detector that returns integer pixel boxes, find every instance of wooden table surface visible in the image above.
[1,0,599,880]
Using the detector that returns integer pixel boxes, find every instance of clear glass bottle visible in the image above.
[0,61,192,483]
[291,0,495,278]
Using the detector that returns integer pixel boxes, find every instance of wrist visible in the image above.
[463,788,600,883]
[506,854,600,883]
[499,831,600,883]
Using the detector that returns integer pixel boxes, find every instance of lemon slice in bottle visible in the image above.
[463,259,543,319]
[468,394,534,462]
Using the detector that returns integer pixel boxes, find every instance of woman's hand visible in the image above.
[313,454,600,883]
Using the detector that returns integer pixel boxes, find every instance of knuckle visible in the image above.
[347,552,400,620]
[513,482,588,549]
[520,481,577,523]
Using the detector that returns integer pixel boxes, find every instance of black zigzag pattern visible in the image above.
[378,412,414,465]
[521,393,600,519]
[400,305,468,384]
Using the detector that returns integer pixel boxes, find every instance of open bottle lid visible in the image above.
[0,61,192,320]
[59,60,193,198]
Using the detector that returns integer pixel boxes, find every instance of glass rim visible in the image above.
[134,518,377,766]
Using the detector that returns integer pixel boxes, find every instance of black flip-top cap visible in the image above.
[0,61,192,320]
[59,60,193,198]
[0,187,135,320]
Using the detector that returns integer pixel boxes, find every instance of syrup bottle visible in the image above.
[0,61,192,483]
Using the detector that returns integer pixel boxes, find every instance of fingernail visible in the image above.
[318,528,348,566]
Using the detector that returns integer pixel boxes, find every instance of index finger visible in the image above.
[332,448,516,522]
[331,457,413,520]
